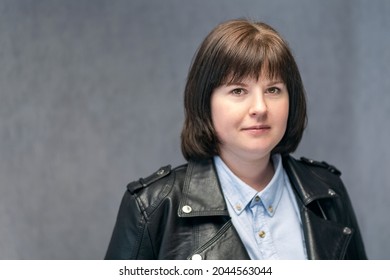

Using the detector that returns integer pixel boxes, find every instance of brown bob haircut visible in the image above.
[181,19,307,160]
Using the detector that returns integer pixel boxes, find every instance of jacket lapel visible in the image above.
[187,220,250,260]
[178,159,229,217]
[178,159,249,260]
[283,156,352,259]
[301,207,353,259]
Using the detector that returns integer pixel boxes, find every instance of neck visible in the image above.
[219,152,275,192]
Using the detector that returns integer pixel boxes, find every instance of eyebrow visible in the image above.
[225,81,248,87]
[267,80,285,86]
[224,80,285,87]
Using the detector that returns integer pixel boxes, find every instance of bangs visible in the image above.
[215,26,291,86]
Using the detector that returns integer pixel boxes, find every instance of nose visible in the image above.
[249,92,267,117]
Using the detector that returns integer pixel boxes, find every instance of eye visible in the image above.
[231,88,246,96]
[266,87,281,94]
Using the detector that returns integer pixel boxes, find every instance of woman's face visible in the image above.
[211,72,289,163]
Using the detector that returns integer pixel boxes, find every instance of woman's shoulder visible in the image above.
[283,154,342,177]
[126,163,188,195]
[282,154,350,204]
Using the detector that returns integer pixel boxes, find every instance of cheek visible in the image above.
[273,99,289,131]
[210,95,231,138]
[280,101,290,130]
[282,104,290,124]
[211,103,225,134]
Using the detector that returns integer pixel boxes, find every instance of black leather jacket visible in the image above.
[105,155,367,260]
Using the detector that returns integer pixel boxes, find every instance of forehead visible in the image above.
[222,66,284,85]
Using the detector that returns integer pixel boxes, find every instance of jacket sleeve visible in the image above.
[104,190,153,259]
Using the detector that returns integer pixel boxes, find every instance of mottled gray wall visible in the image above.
[0,0,389,259]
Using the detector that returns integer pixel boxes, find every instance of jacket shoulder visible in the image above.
[126,163,187,217]
[297,156,342,176]
[284,155,347,204]
[126,163,187,195]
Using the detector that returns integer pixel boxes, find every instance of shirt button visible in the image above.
[258,230,266,238]
[268,206,274,213]
[255,196,260,202]
[235,204,242,211]
[182,205,192,213]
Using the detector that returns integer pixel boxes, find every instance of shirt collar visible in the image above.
[214,154,285,217]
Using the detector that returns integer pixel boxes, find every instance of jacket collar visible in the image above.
[282,155,338,205]
[178,159,229,217]
[178,156,338,217]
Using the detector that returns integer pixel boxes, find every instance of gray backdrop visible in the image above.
[0,0,389,259]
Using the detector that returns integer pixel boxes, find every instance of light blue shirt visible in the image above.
[214,154,307,260]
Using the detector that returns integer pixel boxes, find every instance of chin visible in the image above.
[242,149,274,160]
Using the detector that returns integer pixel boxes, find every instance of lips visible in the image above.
[241,125,271,136]
[242,125,271,131]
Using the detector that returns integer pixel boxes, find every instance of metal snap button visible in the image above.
[182,205,192,213]
[156,169,164,175]
[191,254,202,260]
[343,227,352,235]
[328,189,336,196]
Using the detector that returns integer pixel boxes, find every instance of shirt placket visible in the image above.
[251,196,278,259]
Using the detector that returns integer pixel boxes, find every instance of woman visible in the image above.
[105,19,366,260]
